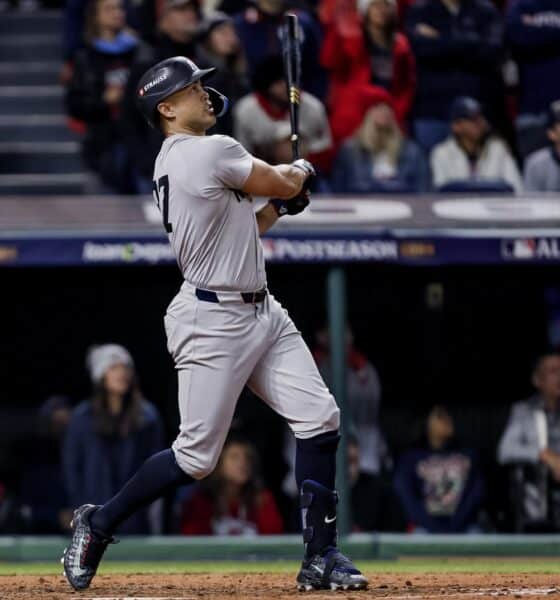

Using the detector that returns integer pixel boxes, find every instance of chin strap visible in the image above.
[205,87,229,118]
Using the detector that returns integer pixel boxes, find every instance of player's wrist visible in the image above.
[269,198,289,217]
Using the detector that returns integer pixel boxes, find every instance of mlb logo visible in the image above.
[503,238,536,259]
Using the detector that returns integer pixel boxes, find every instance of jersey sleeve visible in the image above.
[211,135,254,190]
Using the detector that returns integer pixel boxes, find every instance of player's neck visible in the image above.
[166,125,206,137]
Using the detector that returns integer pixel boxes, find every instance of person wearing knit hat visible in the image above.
[357,0,395,17]
[62,344,164,535]
[86,344,134,384]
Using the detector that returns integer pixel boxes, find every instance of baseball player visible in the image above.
[61,56,367,592]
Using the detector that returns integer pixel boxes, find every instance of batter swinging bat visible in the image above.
[282,13,302,161]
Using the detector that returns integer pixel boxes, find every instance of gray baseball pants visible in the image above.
[164,281,340,480]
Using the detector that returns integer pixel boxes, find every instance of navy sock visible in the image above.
[295,431,340,491]
[90,449,193,535]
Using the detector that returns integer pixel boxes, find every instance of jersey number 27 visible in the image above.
[153,175,172,233]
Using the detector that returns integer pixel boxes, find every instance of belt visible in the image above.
[195,287,267,304]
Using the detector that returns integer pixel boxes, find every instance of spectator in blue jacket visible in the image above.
[63,344,164,534]
[233,0,327,100]
[394,405,484,533]
[406,0,504,153]
[506,0,560,159]
[331,100,430,193]
[524,100,560,192]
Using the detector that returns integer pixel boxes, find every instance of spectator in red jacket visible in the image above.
[328,82,393,149]
[180,435,283,535]
[320,0,416,128]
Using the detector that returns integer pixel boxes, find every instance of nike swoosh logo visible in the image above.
[324,515,336,524]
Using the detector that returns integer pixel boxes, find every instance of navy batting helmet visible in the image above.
[136,56,227,128]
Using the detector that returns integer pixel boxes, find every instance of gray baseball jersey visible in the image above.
[153,133,266,292]
[153,132,339,481]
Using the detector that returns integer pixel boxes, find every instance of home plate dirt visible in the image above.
[2,573,560,600]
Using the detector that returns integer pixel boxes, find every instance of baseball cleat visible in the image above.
[62,504,116,590]
[296,548,368,591]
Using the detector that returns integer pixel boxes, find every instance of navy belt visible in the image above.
[195,287,267,304]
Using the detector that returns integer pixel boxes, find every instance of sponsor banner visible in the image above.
[0,237,176,267]
[82,241,175,264]
[3,232,560,266]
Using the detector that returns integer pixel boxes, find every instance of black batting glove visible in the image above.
[269,189,310,217]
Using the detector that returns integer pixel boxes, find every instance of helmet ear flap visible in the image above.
[205,87,229,118]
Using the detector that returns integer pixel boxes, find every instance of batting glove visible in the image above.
[269,189,310,217]
[292,158,316,178]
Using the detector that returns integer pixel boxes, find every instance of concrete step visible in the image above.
[0,115,76,143]
[0,86,64,114]
[0,173,88,195]
[0,142,83,174]
[0,34,61,61]
[0,11,62,35]
[0,61,61,85]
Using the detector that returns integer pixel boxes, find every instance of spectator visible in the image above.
[196,12,250,137]
[180,435,283,535]
[19,396,72,534]
[233,0,326,99]
[63,344,164,534]
[65,0,139,193]
[498,353,560,531]
[329,81,394,150]
[331,100,429,193]
[347,436,406,532]
[506,0,560,159]
[63,0,155,62]
[320,0,416,127]
[120,0,203,193]
[234,56,333,176]
[524,100,560,192]
[406,0,504,153]
[394,405,484,533]
[430,96,522,193]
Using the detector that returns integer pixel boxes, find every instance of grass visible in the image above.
[2,558,560,576]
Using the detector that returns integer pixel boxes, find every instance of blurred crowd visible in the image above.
[51,0,560,195]
[4,338,560,536]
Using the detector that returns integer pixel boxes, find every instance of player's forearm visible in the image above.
[256,202,279,235]
[274,164,306,199]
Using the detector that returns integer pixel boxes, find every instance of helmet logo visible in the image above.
[141,72,169,94]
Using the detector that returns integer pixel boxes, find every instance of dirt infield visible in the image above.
[2,572,560,600]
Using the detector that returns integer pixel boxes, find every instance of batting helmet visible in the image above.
[136,56,226,128]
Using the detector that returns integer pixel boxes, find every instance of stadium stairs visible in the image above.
[0,10,87,195]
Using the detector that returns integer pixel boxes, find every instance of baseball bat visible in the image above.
[282,13,302,160]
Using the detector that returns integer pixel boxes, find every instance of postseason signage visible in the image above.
[2,232,560,267]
